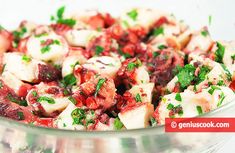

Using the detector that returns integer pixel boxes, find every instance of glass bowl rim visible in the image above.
[0,97,235,138]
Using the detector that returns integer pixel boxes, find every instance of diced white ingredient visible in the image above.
[157,90,206,124]
[83,56,121,78]
[37,94,71,115]
[185,29,213,52]
[166,76,178,92]
[27,32,69,64]
[1,71,25,95]
[120,8,165,32]
[199,86,234,110]
[65,29,100,47]
[129,83,154,103]
[62,56,80,77]
[211,41,235,73]
[55,103,85,130]
[157,87,234,124]
[134,66,150,84]
[118,103,154,129]
[26,83,71,115]
[3,52,44,82]
[94,119,115,131]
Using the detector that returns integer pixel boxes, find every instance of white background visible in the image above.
[0,0,235,152]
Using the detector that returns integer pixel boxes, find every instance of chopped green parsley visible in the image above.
[176,64,196,89]
[51,6,76,27]
[175,93,182,102]
[215,42,225,63]
[208,86,221,95]
[37,96,55,104]
[127,59,142,71]
[114,118,123,130]
[196,106,203,115]
[217,92,225,107]
[135,93,142,102]
[167,103,174,110]
[158,44,167,50]
[95,46,104,55]
[62,73,77,87]
[94,78,106,97]
[153,52,160,58]
[220,64,232,81]
[17,111,25,120]
[153,27,164,36]
[71,108,86,125]
[68,96,77,105]
[22,55,31,62]
[201,30,209,37]
[127,9,138,21]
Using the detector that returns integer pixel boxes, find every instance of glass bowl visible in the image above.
[0,0,235,152]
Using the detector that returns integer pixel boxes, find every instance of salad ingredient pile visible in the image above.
[0,7,234,130]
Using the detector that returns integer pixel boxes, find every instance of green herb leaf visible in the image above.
[196,106,203,115]
[41,45,51,54]
[71,108,86,125]
[118,48,131,58]
[53,39,61,45]
[195,66,210,84]
[57,18,76,27]
[37,96,55,104]
[6,94,28,106]
[114,118,123,130]
[94,78,106,97]
[150,117,157,127]
[217,92,225,107]
[153,27,164,36]
[127,62,136,71]
[95,46,104,55]
[217,80,225,86]
[17,111,25,120]
[63,73,77,87]
[127,59,142,71]
[175,93,182,102]
[208,15,212,26]
[220,64,232,81]
[208,85,221,95]
[31,91,37,97]
[231,54,235,60]
[158,44,167,50]
[68,96,77,105]
[135,93,142,102]
[176,64,196,89]
[153,52,160,58]
[127,9,138,21]
[35,33,48,38]
[215,42,225,63]
[0,81,3,89]
[57,6,65,19]
[22,55,31,62]
[167,103,174,110]
[201,30,209,37]
[86,119,95,126]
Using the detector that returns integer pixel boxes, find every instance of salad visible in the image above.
[0,7,234,131]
